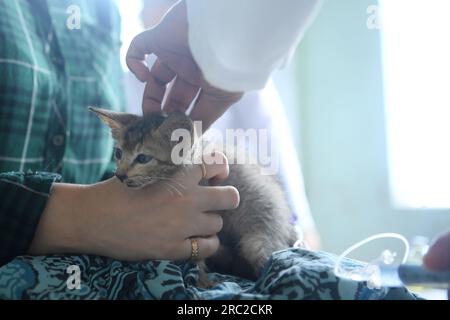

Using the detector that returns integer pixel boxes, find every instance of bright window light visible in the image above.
[380,0,450,209]
[116,0,144,70]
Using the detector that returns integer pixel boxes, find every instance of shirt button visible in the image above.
[52,134,65,147]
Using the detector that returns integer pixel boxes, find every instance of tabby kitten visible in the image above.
[90,107,299,284]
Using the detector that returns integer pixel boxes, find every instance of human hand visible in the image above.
[29,153,240,261]
[126,0,243,129]
[423,230,450,299]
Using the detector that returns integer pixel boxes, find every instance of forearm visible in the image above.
[7,157,235,263]
[28,183,89,256]
[28,178,129,257]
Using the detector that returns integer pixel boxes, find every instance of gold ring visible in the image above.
[190,238,199,261]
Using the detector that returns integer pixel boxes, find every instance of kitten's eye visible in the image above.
[114,148,122,160]
[135,154,153,164]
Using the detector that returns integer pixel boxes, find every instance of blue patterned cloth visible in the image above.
[0,249,416,300]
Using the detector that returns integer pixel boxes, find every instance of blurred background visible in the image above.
[117,0,450,260]
[293,0,450,255]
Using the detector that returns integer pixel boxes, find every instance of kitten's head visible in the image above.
[90,107,194,188]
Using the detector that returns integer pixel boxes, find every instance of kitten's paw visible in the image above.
[196,261,216,289]
[197,273,215,289]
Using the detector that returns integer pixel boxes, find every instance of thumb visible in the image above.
[423,230,450,271]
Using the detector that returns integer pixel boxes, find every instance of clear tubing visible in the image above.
[334,233,410,288]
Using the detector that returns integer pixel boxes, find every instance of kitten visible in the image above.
[90,107,300,285]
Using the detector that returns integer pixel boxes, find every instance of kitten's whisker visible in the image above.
[168,182,183,197]
[151,176,186,190]
[162,181,183,197]
[126,174,186,192]
[161,182,175,196]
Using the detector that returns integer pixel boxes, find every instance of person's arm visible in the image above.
[186,0,322,92]
[1,153,238,265]
[29,153,238,262]
[126,0,321,128]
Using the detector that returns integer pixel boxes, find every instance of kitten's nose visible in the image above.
[115,173,128,182]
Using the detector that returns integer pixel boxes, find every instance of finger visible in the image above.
[163,77,200,113]
[178,236,220,261]
[202,151,231,182]
[194,212,224,235]
[423,231,450,271]
[126,30,155,82]
[142,60,178,115]
[155,52,203,87]
[142,76,166,115]
[202,152,230,181]
[190,90,243,130]
[178,152,230,183]
[196,186,240,211]
[151,58,176,86]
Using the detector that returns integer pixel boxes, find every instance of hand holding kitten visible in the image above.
[29,152,240,261]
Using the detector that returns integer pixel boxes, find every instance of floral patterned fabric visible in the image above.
[0,249,417,300]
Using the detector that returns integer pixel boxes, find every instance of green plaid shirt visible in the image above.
[0,0,124,264]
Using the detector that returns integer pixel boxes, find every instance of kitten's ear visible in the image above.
[156,112,194,146]
[89,107,138,138]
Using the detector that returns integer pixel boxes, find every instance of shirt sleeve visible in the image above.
[185,0,322,92]
[0,171,61,265]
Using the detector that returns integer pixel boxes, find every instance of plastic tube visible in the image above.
[334,233,410,289]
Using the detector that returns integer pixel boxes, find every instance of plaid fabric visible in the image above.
[0,0,124,264]
[0,171,61,264]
